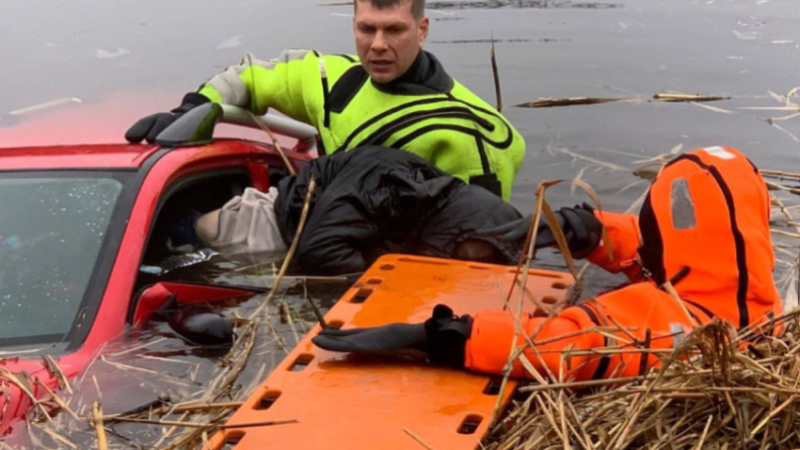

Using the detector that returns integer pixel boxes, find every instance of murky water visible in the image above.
[2,0,800,446]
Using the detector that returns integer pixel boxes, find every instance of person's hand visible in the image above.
[312,305,473,368]
[125,93,210,144]
[475,203,602,259]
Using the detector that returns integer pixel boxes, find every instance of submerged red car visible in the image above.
[0,105,316,437]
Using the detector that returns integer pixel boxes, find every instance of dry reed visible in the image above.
[486,313,800,450]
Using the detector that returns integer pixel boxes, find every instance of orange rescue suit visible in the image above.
[464,147,783,381]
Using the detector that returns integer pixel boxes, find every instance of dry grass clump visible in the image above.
[487,311,800,450]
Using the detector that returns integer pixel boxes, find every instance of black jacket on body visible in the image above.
[275,146,522,275]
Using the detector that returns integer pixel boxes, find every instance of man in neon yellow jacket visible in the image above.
[125,0,526,200]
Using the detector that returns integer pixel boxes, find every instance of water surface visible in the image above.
[1,0,799,445]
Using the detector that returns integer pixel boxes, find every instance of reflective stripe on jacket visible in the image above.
[198,50,526,200]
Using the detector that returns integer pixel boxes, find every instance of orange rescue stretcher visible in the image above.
[207,255,575,450]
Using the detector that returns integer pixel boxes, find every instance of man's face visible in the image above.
[354,0,429,83]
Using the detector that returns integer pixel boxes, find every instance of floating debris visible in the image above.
[7,97,82,118]
[432,38,547,44]
[216,35,244,50]
[517,97,636,108]
[632,162,665,181]
[739,88,800,143]
[425,0,623,10]
[491,34,502,113]
[631,144,684,180]
[95,47,130,59]
[557,148,626,171]
[517,93,731,108]
[319,0,623,9]
[770,122,800,143]
[741,88,800,113]
[653,93,731,102]
[733,30,759,41]
[692,102,734,114]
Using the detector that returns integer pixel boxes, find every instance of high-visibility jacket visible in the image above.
[198,50,526,200]
[465,146,782,381]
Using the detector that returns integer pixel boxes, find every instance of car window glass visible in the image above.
[0,176,123,343]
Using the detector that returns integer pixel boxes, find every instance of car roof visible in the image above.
[0,136,311,172]
[0,144,163,171]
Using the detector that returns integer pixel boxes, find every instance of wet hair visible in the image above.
[354,0,425,20]
[451,239,502,264]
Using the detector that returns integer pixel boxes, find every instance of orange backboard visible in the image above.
[208,255,574,450]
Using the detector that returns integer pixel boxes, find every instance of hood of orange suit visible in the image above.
[637,147,779,327]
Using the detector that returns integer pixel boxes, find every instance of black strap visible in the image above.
[577,304,611,380]
[668,266,691,286]
[678,154,750,329]
[683,299,716,322]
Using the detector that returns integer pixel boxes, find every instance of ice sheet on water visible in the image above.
[216,35,244,50]
[95,47,130,59]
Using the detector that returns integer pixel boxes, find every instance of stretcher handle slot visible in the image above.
[457,414,484,435]
[350,288,374,304]
[255,390,282,411]
[483,378,503,396]
[542,295,559,304]
[219,431,244,450]
[289,354,315,372]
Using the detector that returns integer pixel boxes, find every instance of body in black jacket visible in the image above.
[274,146,522,275]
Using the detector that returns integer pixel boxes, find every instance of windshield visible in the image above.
[0,172,129,347]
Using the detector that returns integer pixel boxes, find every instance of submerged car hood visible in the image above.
[0,354,81,438]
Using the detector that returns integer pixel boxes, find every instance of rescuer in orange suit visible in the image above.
[313,146,784,381]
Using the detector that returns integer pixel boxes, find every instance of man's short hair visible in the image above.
[355,0,426,20]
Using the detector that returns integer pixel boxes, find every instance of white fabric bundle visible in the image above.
[196,187,287,253]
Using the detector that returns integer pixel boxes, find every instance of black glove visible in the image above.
[475,203,602,259]
[312,305,473,368]
[125,93,210,144]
